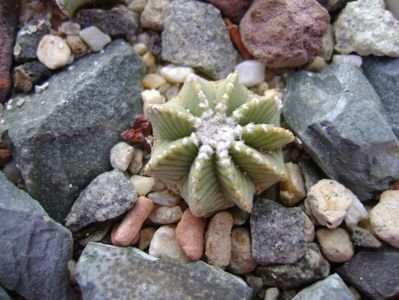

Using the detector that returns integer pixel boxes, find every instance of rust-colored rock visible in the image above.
[0,148,12,166]
[206,0,253,22]
[239,0,330,68]
[120,114,152,152]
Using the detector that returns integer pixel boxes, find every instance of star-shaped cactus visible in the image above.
[144,72,294,217]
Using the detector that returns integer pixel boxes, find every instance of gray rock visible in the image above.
[0,286,11,300]
[297,154,325,192]
[363,56,399,139]
[0,172,73,300]
[282,63,399,200]
[65,170,137,231]
[292,274,354,300]
[250,199,307,265]
[337,247,399,299]
[347,225,382,249]
[162,0,239,79]
[0,40,144,223]
[76,242,252,300]
[255,243,330,289]
[14,19,51,63]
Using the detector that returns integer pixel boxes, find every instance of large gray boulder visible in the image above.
[76,242,252,300]
[0,40,144,222]
[0,172,73,300]
[282,63,399,200]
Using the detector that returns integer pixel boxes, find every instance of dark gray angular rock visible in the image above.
[298,154,325,192]
[317,0,349,11]
[282,63,399,200]
[0,286,12,300]
[0,40,144,223]
[337,247,399,299]
[363,56,399,139]
[76,242,252,300]
[255,243,330,289]
[162,0,239,79]
[250,199,307,265]
[65,170,137,231]
[0,172,73,300]
[347,225,382,249]
[292,274,354,300]
[14,19,51,63]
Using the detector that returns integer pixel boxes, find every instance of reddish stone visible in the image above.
[120,114,152,152]
[239,0,330,68]
[0,148,12,166]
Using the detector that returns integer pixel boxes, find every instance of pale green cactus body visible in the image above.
[145,72,294,217]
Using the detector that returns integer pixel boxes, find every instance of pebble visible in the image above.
[128,148,144,174]
[59,21,81,35]
[206,0,253,22]
[245,275,264,295]
[133,43,148,56]
[79,26,111,52]
[264,287,279,300]
[344,196,368,226]
[147,190,181,206]
[130,175,155,196]
[141,0,171,31]
[111,196,154,246]
[160,64,194,83]
[149,205,183,224]
[347,225,382,249]
[306,56,328,71]
[142,73,167,89]
[128,0,148,13]
[149,225,188,263]
[230,227,257,274]
[332,55,363,68]
[138,227,156,250]
[235,60,265,87]
[66,35,89,57]
[37,35,71,70]
[141,89,166,107]
[142,52,156,66]
[205,211,233,268]
[112,226,139,246]
[370,190,399,248]
[176,209,207,261]
[317,24,334,61]
[110,142,134,172]
[279,162,306,206]
[316,228,354,263]
[306,179,354,228]
[303,212,315,242]
[152,178,166,191]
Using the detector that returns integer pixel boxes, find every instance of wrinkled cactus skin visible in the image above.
[145,72,293,217]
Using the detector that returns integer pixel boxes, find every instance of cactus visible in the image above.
[145,72,294,217]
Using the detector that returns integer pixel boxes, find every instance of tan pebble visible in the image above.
[142,52,156,66]
[230,227,257,274]
[316,228,354,263]
[279,162,306,206]
[133,43,148,56]
[303,212,315,242]
[176,209,206,261]
[142,73,167,89]
[66,35,88,57]
[138,227,156,250]
[306,56,328,71]
[37,35,71,70]
[130,175,155,196]
[128,0,147,13]
[111,196,154,246]
[205,211,233,268]
[149,205,182,224]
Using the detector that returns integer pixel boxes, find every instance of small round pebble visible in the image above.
[66,35,88,57]
[142,52,156,66]
[370,190,399,248]
[264,287,279,300]
[133,43,148,56]
[110,142,134,172]
[149,225,188,262]
[128,148,144,174]
[230,227,257,274]
[235,60,265,87]
[130,175,155,196]
[141,89,166,106]
[79,26,111,52]
[316,228,354,263]
[142,73,167,89]
[176,209,207,261]
[160,64,194,83]
[147,190,181,206]
[149,205,182,224]
[138,227,156,250]
[205,211,233,268]
[306,56,328,71]
[37,35,71,70]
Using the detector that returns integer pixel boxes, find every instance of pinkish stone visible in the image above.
[206,0,253,22]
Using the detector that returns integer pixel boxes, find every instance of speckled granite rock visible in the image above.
[162,0,239,79]
[76,242,252,300]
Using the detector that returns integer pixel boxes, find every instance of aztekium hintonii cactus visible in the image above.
[144,72,294,217]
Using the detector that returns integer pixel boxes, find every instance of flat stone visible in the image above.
[292,274,354,300]
[337,247,399,299]
[282,63,399,200]
[76,242,252,299]
[79,26,111,52]
[147,190,181,206]
[0,172,73,300]
[255,243,330,289]
[162,0,239,79]
[347,225,382,249]
[250,199,307,265]
[65,170,137,231]
[0,40,144,222]
[363,56,399,138]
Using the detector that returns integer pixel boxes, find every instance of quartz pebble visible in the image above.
[370,190,399,248]
[306,179,354,228]
[110,142,134,171]
[128,148,144,174]
[79,26,111,52]
[332,55,363,68]
[37,35,71,70]
[149,225,188,263]
[316,228,354,263]
[111,196,154,246]
[147,190,181,206]
[205,211,233,268]
[264,287,279,300]
[160,65,194,83]
[142,73,166,89]
[149,205,183,224]
[141,89,166,106]
[59,21,81,35]
[138,227,156,250]
[230,227,257,274]
[130,175,155,196]
[66,35,88,57]
[141,0,171,31]
[279,162,306,206]
[235,60,265,87]
[176,209,207,261]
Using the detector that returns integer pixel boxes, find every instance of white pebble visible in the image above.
[110,142,134,171]
[345,196,368,226]
[142,73,167,89]
[37,35,71,70]
[128,148,144,174]
[332,55,363,68]
[130,175,155,196]
[141,89,166,106]
[160,64,194,83]
[149,205,183,224]
[79,26,111,52]
[235,60,265,87]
